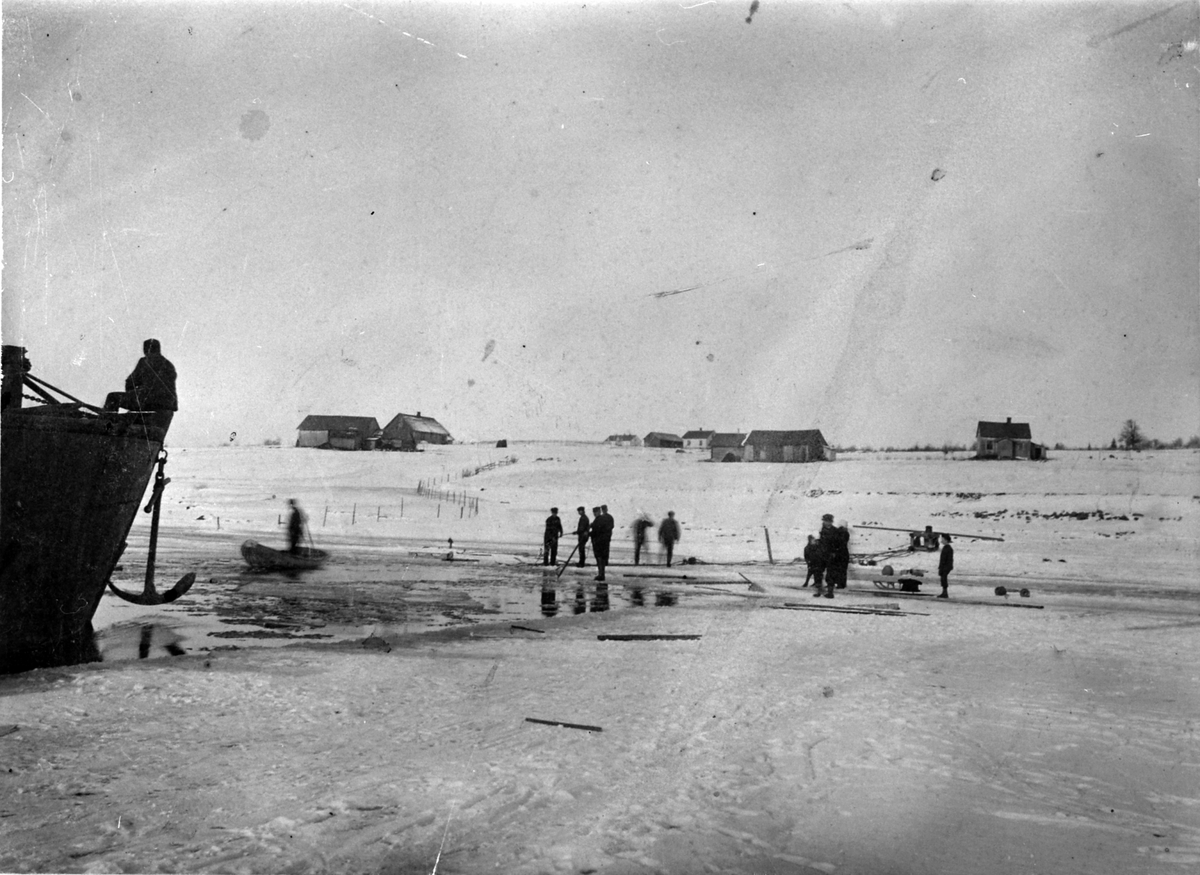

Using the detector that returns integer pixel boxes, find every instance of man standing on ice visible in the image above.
[658,511,681,567]
[574,507,590,567]
[938,534,954,598]
[287,499,307,554]
[589,505,614,581]
[811,514,836,598]
[802,535,818,586]
[826,518,851,591]
[542,507,563,566]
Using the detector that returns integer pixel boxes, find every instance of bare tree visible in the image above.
[1119,419,1143,451]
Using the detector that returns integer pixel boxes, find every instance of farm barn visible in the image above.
[710,433,748,462]
[295,415,382,450]
[742,429,830,463]
[644,431,684,449]
[975,418,1044,459]
[381,412,453,451]
[604,434,641,447]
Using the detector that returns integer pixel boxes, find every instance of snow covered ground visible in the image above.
[1,444,1198,874]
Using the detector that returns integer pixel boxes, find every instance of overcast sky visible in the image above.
[4,1,1197,448]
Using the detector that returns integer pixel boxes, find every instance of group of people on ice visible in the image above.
[542,506,682,581]
[801,512,954,599]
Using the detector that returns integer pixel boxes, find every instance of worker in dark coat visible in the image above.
[574,507,590,567]
[802,535,818,586]
[827,519,851,590]
[104,339,178,428]
[657,511,681,567]
[589,505,614,581]
[287,499,307,554]
[632,513,655,565]
[542,507,564,566]
[812,514,840,598]
[938,534,954,598]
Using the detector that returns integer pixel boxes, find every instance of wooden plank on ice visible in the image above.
[597,634,702,641]
[525,717,603,732]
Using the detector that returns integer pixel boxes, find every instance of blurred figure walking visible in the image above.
[632,513,655,565]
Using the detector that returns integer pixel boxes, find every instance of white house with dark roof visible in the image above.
[974,418,1042,459]
[682,429,716,450]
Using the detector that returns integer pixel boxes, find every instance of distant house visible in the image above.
[710,433,748,462]
[382,412,453,450]
[605,433,642,447]
[296,415,382,451]
[644,431,684,449]
[682,429,716,450]
[742,429,829,463]
[975,418,1043,460]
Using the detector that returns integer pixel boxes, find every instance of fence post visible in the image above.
[323,506,328,526]
[352,503,357,524]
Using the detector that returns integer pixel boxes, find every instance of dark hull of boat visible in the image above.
[0,408,166,673]
[241,540,328,570]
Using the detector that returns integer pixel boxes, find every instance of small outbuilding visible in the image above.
[742,429,829,463]
[296,415,382,450]
[604,433,642,447]
[682,429,716,450]
[975,418,1043,460]
[644,431,684,449]
[381,411,453,450]
[710,433,748,462]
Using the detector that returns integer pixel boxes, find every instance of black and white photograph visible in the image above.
[2,1,1198,873]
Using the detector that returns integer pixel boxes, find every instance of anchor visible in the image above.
[108,448,195,605]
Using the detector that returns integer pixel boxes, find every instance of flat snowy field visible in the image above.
[2,444,1198,875]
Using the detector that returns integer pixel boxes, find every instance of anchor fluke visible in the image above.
[108,572,196,606]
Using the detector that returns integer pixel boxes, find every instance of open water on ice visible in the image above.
[91,552,714,666]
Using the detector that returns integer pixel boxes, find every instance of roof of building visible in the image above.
[976,420,1032,440]
[605,434,637,442]
[682,430,716,440]
[744,429,827,447]
[644,431,683,442]
[383,412,452,438]
[297,415,381,434]
[710,433,748,447]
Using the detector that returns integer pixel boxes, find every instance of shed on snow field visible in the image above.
[296,415,382,450]
[975,418,1043,460]
[381,412,453,450]
[710,433,748,462]
[742,429,829,463]
[644,431,684,449]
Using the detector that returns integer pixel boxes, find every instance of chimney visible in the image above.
[417,411,421,417]
[1006,417,1011,423]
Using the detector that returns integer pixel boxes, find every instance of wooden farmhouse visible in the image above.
[742,429,830,463]
[295,415,382,450]
[382,412,453,450]
[604,433,642,447]
[682,429,716,450]
[710,433,748,462]
[974,418,1043,460]
[644,431,684,449]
